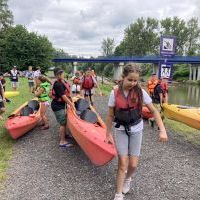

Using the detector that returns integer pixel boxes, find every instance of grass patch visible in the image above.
[99,83,113,96]
[0,78,34,189]
[165,118,200,146]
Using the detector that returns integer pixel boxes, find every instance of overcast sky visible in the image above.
[8,0,200,57]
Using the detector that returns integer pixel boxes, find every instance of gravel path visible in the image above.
[1,96,200,200]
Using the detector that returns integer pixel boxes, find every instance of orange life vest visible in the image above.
[82,76,94,89]
[147,79,159,94]
[50,80,71,102]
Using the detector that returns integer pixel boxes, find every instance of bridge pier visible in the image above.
[73,62,77,74]
[113,62,124,81]
[189,65,192,81]
[189,65,200,81]
[192,67,197,81]
[197,66,200,81]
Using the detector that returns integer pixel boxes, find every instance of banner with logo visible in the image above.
[159,62,173,79]
[160,36,176,57]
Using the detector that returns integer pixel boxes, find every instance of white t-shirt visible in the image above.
[108,89,152,132]
[33,70,41,78]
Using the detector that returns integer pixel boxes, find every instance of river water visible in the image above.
[168,83,200,107]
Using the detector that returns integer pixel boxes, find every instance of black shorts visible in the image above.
[72,91,80,94]
[0,101,5,109]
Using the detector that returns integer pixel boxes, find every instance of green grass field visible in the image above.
[0,78,34,189]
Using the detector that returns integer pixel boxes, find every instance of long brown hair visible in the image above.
[37,75,52,84]
[122,63,143,112]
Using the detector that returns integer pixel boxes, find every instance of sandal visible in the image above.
[41,125,49,130]
[59,142,73,148]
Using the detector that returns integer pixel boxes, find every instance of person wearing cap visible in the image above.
[9,66,20,91]
[147,73,159,98]
[51,67,75,148]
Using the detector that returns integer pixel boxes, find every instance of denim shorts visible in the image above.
[114,129,143,157]
[53,109,66,126]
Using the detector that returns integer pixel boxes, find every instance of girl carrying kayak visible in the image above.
[105,63,168,200]
[34,75,52,130]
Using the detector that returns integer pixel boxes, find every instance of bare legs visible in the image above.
[116,155,139,194]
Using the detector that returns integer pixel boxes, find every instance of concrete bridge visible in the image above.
[53,56,200,81]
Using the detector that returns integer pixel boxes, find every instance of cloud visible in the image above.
[8,0,200,57]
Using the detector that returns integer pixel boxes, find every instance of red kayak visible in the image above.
[5,99,41,139]
[67,97,117,166]
[142,106,153,119]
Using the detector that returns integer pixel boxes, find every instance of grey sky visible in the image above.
[8,0,200,57]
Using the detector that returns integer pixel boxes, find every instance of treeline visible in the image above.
[115,17,200,56]
[0,0,60,72]
[79,17,200,80]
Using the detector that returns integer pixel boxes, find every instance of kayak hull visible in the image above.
[5,91,20,98]
[5,100,41,139]
[67,98,117,166]
[163,103,200,130]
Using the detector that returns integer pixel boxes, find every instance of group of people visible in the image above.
[0,65,42,120]
[147,73,169,121]
[70,68,101,105]
[1,63,168,200]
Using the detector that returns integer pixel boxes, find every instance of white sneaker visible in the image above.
[114,193,124,200]
[122,178,132,194]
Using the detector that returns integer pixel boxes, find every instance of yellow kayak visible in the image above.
[163,103,200,130]
[5,91,20,98]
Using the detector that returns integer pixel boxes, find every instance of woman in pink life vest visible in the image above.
[105,63,168,200]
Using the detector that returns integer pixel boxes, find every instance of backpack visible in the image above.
[82,76,94,89]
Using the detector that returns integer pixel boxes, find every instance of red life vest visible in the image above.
[50,80,71,102]
[82,76,94,89]
[160,82,168,95]
[114,87,142,126]
[73,77,81,85]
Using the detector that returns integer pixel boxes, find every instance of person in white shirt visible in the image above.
[105,63,168,200]
[9,66,20,91]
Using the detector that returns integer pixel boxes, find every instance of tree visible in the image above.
[0,0,13,30]
[1,25,54,72]
[186,18,200,55]
[101,37,115,57]
[116,17,159,56]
